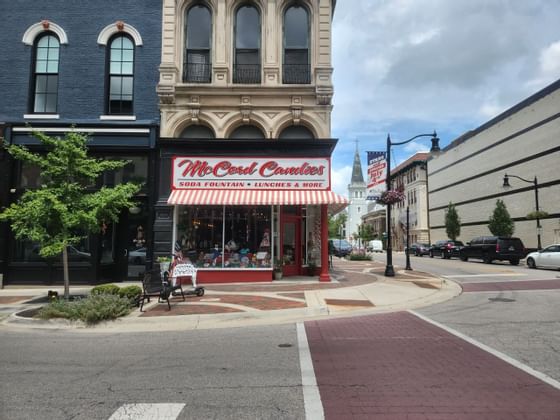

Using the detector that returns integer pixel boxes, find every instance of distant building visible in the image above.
[389,153,430,251]
[346,145,367,245]
[428,79,560,249]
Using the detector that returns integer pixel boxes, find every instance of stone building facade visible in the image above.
[152,0,346,282]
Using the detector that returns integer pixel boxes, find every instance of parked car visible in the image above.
[429,240,464,259]
[367,240,383,252]
[526,244,560,269]
[409,243,430,257]
[329,239,353,257]
[459,236,526,265]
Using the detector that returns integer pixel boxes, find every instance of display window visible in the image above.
[175,205,272,269]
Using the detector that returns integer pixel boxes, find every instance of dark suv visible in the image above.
[429,240,464,259]
[459,236,526,265]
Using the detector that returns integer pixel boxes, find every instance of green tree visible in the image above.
[0,131,141,299]
[445,202,461,240]
[328,212,347,237]
[358,223,375,243]
[488,199,514,237]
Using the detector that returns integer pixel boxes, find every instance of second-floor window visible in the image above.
[107,35,134,115]
[234,5,261,84]
[283,5,310,84]
[31,33,60,113]
[184,4,212,83]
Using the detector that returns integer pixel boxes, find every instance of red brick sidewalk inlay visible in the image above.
[306,312,560,419]
[0,296,29,304]
[141,304,242,317]
[462,279,560,292]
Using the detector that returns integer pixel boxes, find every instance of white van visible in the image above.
[368,240,383,252]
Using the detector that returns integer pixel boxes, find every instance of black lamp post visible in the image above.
[502,173,542,250]
[405,205,412,270]
[385,132,440,277]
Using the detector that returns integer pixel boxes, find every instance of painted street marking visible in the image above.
[108,403,185,420]
[442,273,525,278]
[297,322,324,420]
[409,310,560,391]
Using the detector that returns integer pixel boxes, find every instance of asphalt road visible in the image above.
[1,256,559,419]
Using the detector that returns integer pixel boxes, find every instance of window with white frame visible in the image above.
[31,33,60,113]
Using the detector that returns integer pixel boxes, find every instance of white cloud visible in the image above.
[331,165,352,198]
[330,0,560,175]
[527,40,560,88]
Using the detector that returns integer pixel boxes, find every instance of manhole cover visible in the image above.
[488,297,516,303]
[278,343,293,348]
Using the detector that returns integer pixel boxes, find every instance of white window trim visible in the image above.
[22,22,68,45]
[23,114,60,119]
[99,115,136,121]
[97,23,143,46]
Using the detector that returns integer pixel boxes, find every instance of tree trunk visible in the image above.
[62,245,70,299]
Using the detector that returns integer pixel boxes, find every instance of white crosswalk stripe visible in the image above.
[108,403,185,420]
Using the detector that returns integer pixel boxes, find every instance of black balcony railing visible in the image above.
[183,62,212,83]
[233,64,261,84]
[282,64,311,84]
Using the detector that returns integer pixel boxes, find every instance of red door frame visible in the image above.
[280,211,301,276]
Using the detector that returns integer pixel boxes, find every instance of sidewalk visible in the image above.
[0,257,461,332]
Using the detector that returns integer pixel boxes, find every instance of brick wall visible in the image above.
[0,0,161,122]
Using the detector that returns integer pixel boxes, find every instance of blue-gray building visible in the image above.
[0,0,161,285]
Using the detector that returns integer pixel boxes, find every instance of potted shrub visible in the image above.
[273,259,283,280]
[156,256,172,275]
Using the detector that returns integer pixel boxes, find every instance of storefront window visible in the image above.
[176,205,272,269]
[102,156,148,187]
[14,239,91,263]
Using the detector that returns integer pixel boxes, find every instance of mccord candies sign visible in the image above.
[172,157,331,190]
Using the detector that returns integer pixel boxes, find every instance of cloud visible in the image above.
[331,0,560,142]
[527,40,560,88]
[331,165,352,197]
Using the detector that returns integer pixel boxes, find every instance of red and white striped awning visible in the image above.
[168,189,348,214]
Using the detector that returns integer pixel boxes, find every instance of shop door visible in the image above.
[113,206,149,281]
[281,217,301,276]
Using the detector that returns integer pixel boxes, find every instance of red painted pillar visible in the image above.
[319,204,330,282]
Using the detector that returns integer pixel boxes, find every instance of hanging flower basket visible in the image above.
[375,190,405,206]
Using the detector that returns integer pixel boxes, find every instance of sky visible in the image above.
[329,0,560,197]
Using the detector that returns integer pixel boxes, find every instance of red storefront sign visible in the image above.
[172,157,331,190]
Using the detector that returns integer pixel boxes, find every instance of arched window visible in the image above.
[184,4,212,83]
[283,5,310,84]
[234,5,260,84]
[31,33,60,113]
[107,35,134,115]
[278,125,314,139]
[229,125,265,139]
[181,125,215,138]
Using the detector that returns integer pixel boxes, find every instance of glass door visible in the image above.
[281,217,301,276]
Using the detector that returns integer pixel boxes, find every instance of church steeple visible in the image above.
[351,140,364,184]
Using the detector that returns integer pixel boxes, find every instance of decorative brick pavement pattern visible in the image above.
[324,299,374,307]
[0,296,29,304]
[141,294,307,316]
[462,279,560,292]
[140,304,243,317]
[306,312,560,419]
[278,292,306,299]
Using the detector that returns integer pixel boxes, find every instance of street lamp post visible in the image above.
[385,132,440,277]
[502,174,542,250]
[405,205,412,270]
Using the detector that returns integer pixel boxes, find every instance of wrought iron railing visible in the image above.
[282,64,311,84]
[233,64,261,84]
[183,63,212,83]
